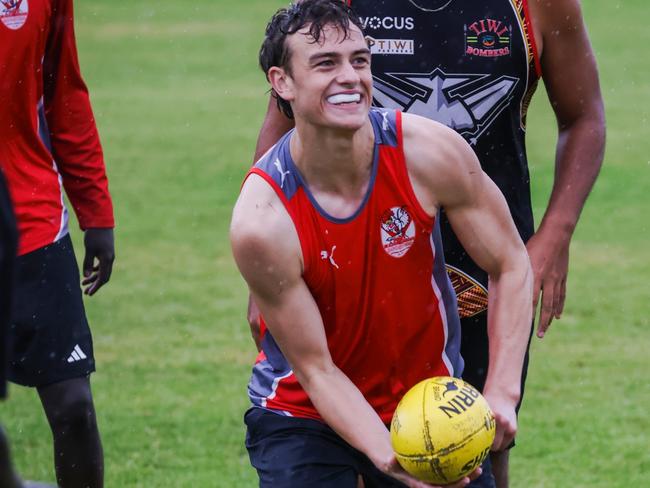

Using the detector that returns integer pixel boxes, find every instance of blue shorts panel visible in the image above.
[244,407,495,488]
[245,407,405,488]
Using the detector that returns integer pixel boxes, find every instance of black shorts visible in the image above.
[0,171,18,399]
[7,234,95,388]
[245,407,495,488]
[460,311,534,446]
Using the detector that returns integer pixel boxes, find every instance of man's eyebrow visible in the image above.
[308,48,371,63]
[308,51,339,63]
[352,48,371,56]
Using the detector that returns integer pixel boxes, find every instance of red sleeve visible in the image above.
[43,0,114,230]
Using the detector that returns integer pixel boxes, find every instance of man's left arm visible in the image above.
[404,115,533,451]
[44,0,115,295]
[528,0,606,336]
[440,155,534,452]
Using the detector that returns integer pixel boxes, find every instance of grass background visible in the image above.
[2,0,649,486]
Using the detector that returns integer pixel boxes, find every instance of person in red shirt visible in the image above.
[230,2,532,486]
[0,1,114,486]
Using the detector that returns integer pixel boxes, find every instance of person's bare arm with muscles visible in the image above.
[403,114,533,450]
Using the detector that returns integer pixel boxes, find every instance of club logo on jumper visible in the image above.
[1,0,28,30]
[366,36,414,56]
[359,16,414,31]
[371,68,519,145]
[380,206,415,258]
[465,18,512,57]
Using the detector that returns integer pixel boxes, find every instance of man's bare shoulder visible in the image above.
[401,112,483,212]
[529,0,587,44]
[230,174,302,293]
[402,112,470,165]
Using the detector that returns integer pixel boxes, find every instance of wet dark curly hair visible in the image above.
[259,0,364,119]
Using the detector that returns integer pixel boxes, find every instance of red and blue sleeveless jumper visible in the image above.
[245,109,462,424]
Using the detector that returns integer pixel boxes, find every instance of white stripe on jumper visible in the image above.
[261,370,294,408]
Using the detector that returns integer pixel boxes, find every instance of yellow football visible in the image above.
[390,376,495,484]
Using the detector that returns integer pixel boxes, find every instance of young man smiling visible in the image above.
[250,1,605,485]
[231,1,532,487]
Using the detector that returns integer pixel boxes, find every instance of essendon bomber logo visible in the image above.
[465,18,512,57]
[1,0,28,30]
[372,68,518,146]
[380,206,415,258]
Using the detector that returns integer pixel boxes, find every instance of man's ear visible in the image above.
[268,66,295,103]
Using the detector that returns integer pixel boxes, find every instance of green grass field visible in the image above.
[2,1,649,486]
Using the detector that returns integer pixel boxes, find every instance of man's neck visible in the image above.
[290,119,375,198]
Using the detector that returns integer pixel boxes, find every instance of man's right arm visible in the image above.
[247,97,296,349]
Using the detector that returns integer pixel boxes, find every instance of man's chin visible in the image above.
[322,110,369,132]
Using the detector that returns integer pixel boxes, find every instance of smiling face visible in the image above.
[268,23,372,132]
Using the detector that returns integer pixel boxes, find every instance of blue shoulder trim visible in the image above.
[369,108,399,147]
[254,130,300,200]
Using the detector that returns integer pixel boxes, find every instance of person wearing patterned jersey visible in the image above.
[250,1,605,485]
[0,1,115,486]
[231,2,532,487]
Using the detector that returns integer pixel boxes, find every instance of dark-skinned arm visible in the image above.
[44,0,116,296]
[527,0,605,337]
[82,228,115,296]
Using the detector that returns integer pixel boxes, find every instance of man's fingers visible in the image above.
[551,279,562,320]
[489,405,518,451]
[81,273,99,286]
[466,467,482,481]
[536,284,554,338]
[87,256,113,296]
[446,467,481,487]
[491,424,504,452]
[100,253,114,283]
[446,476,472,488]
[82,256,110,296]
[531,274,542,334]
[531,274,542,308]
[492,423,516,452]
[82,252,95,277]
[555,278,567,319]
[497,426,516,451]
[86,281,100,296]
